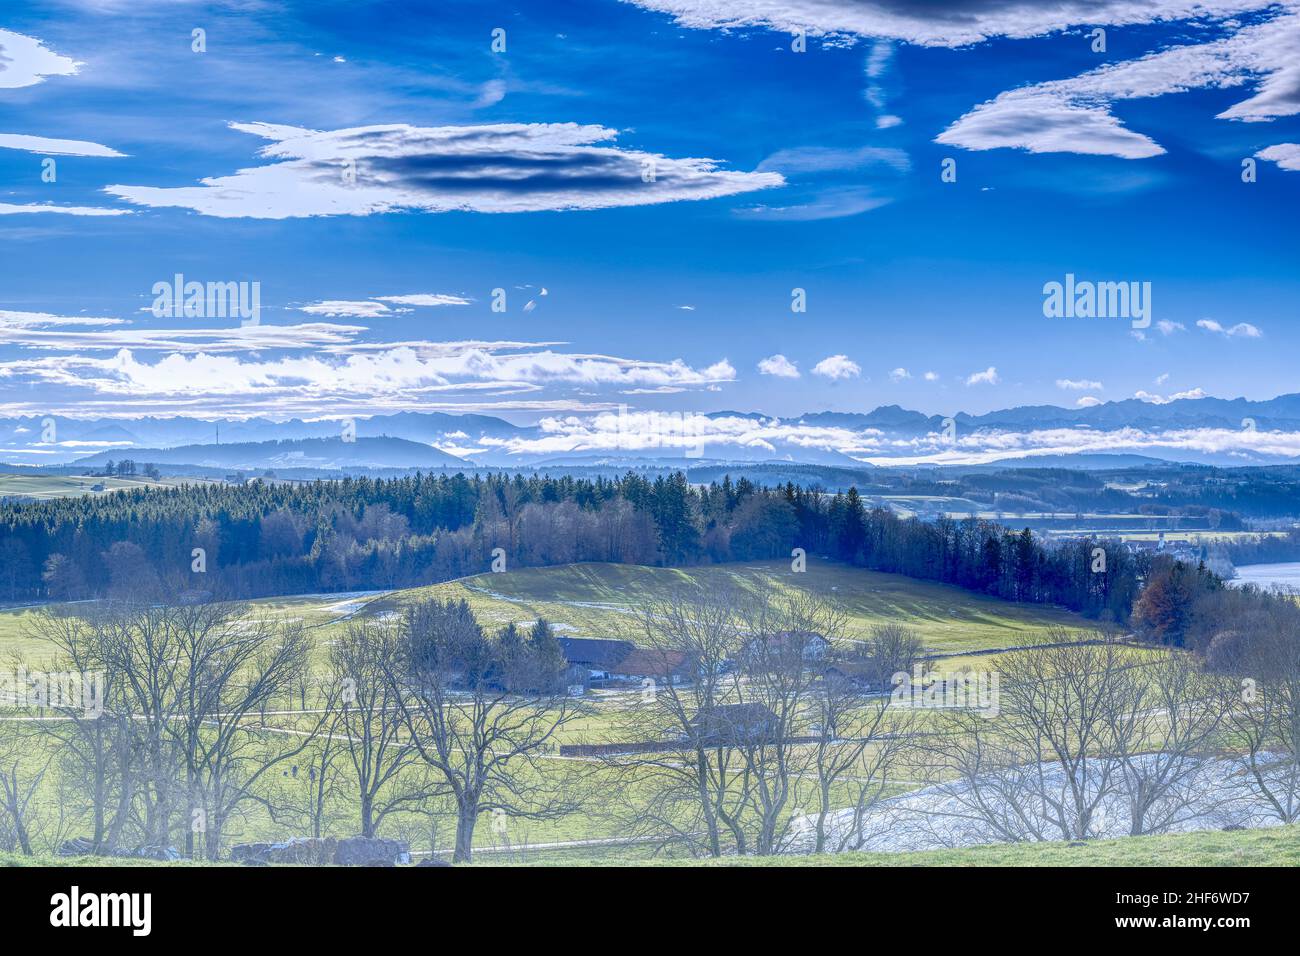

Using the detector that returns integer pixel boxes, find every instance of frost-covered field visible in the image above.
[785,755,1292,854]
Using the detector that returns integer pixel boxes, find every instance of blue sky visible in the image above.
[1,0,1297,428]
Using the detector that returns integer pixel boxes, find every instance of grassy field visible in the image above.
[0,473,197,500]
[0,559,1110,857]
[8,823,1297,867]
[515,823,1300,866]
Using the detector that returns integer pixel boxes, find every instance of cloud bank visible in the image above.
[105,122,784,219]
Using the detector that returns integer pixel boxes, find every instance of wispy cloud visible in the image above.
[1197,318,1263,338]
[618,1,1267,48]
[1057,378,1102,390]
[375,293,472,307]
[966,366,1000,386]
[0,310,124,329]
[735,185,891,221]
[937,11,1300,159]
[0,202,130,216]
[0,322,366,352]
[0,133,124,157]
[757,145,909,175]
[1136,387,1207,403]
[299,300,403,319]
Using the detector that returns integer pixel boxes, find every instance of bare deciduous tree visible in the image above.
[386,599,588,862]
[329,619,429,838]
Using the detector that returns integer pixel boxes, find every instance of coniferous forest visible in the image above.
[2,472,1149,622]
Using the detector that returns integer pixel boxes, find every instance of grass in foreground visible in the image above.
[6,823,1297,867]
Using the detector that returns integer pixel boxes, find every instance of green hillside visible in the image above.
[357,558,1094,655]
[0,557,1095,665]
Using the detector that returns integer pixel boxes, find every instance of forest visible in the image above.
[1,471,1149,623]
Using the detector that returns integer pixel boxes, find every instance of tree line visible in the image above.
[2,472,1154,625]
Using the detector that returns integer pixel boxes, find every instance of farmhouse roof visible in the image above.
[557,637,636,669]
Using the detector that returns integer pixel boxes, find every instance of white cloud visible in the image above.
[1197,318,1262,337]
[875,114,903,129]
[1156,320,1186,335]
[0,30,79,89]
[1156,372,1171,385]
[473,78,507,108]
[889,367,911,382]
[0,310,124,329]
[299,300,400,319]
[0,133,123,157]
[443,408,1300,467]
[375,293,472,307]
[618,1,1270,48]
[301,294,472,317]
[758,354,800,378]
[1056,378,1102,391]
[865,38,892,78]
[923,370,939,382]
[812,354,860,380]
[105,122,783,219]
[0,322,366,353]
[965,366,1000,386]
[1257,142,1300,170]
[1076,396,1104,407]
[0,336,737,417]
[939,93,1166,159]
[937,11,1300,159]
[0,202,130,216]
[1135,387,1207,404]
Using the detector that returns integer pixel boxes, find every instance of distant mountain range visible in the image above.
[69,437,467,472]
[5,392,1300,472]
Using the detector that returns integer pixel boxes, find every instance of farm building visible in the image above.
[739,630,831,669]
[557,637,692,686]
